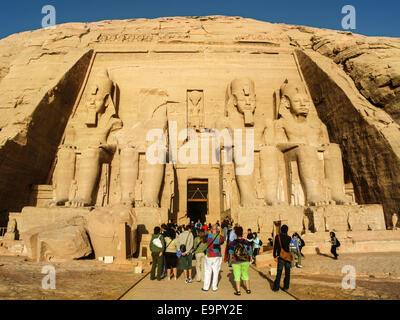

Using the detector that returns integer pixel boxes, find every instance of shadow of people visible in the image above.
[250,265,275,290]
[315,247,335,259]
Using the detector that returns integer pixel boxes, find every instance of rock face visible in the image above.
[311,34,400,124]
[0,15,399,229]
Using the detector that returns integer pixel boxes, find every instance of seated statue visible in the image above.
[216,78,263,207]
[117,88,169,207]
[272,79,352,206]
[51,69,122,207]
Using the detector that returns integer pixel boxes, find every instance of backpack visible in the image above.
[300,238,305,247]
[233,240,249,261]
[152,235,163,248]
[259,239,263,247]
[336,238,341,247]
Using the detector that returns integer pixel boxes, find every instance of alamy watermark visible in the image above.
[146,121,255,175]
[341,5,356,30]
[41,5,56,30]
[41,265,56,290]
[341,265,356,289]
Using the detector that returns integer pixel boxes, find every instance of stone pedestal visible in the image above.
[234,204,386,237]
[301,230,400,255]
[135,207,168,236]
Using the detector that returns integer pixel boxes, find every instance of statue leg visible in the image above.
[53,147,75,205]
[324,144,352,205]
[120,147,139,206]
[234,159,263,207]
[296,145,328,206]
[142,162,165,208]
[260,146,282,205]
[74,147,103,207]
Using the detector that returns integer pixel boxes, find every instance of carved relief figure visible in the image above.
[216,78,262,207]
[4,218,17,240]
[222,169,233,211]
[187,90,204,131]
[393,213,399,230]
[275,79,351,206]
[51,69,122,207]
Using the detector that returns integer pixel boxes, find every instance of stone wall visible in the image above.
[0,50,93,225]
[296,49,400,226]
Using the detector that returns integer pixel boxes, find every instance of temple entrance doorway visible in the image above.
[187,179,208,223]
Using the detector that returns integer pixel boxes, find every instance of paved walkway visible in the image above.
[121,250,293,300]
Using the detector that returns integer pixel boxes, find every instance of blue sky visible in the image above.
[1,0,399,40]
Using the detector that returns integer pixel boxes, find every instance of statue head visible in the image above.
[280,79,311,118]
[226,78,256,126]
[86,69,113,125]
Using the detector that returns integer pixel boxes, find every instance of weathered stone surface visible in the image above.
[310,34,400,124]
[0,16,398,244]
[87,204,138,259]
[296,49,400,225]
[21,215,92,262]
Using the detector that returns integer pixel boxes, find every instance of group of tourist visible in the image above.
[149,216,341,295]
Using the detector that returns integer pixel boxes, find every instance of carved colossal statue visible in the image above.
[117,89,169,207]
[273,79,351,206]
[260,118,283,205]
[51,69,122,207]
[216,78,262,207]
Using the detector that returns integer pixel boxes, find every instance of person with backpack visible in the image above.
[252,232,262,265]
[272,225,292,292]
[150,226,166,281]
[229,226,252,296]
[164,228,179,280]
[193,230,208,282]
[202,224,224,292]
[177,225,194,283]
[330,232,340,259]
[289,233,302,268]
[298,235,305,258]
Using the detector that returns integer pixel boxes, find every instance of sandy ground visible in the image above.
[257,252,400,300]
[0,256,146,300]
[0,252,399,300]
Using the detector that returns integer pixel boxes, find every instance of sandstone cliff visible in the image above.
[0,16,399,226]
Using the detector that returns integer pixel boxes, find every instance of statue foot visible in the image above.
[265,199,287,206]
[241,198,265,208]
[48,200,66,207]
[121,199,134,206]
[332,197,356,206]
[68,198,90,208]
[307,196,330,206]
[142,200,159,208]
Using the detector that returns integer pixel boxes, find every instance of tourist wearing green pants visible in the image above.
[228,226,252,296]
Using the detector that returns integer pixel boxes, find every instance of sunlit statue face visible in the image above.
[87,84,109,114]
[289,92,310,117]
[231,79,256,115]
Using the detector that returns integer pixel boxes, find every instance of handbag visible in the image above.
[177,232,190,257]
[278,234,292,262]
[152,235,163,249]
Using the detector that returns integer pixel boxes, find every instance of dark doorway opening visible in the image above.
[187,179,208,223]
